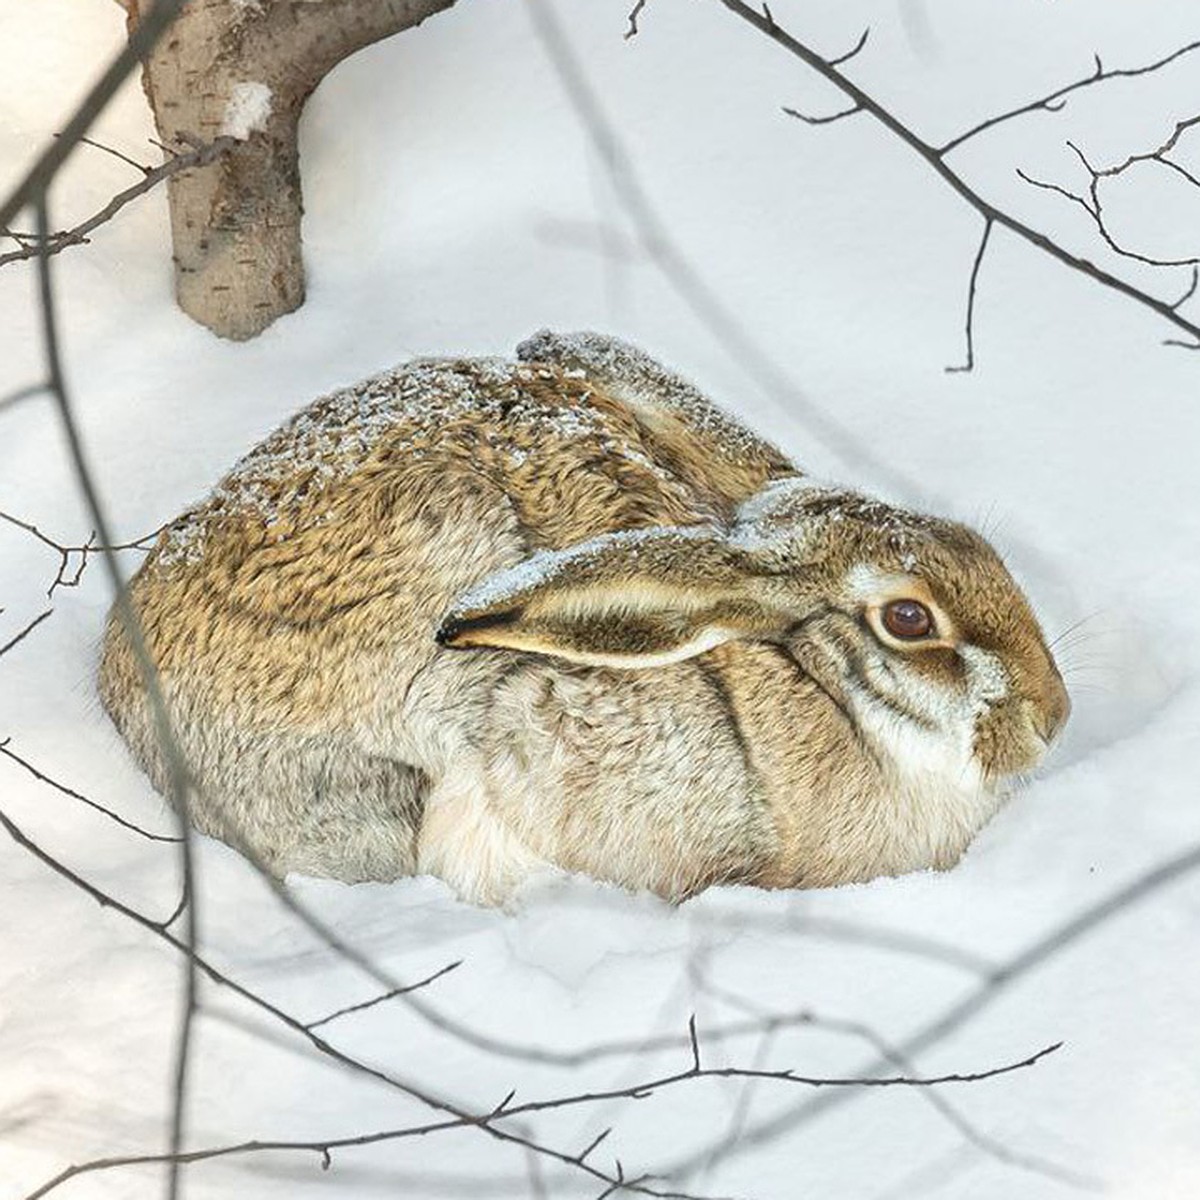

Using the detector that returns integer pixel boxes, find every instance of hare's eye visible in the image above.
[882,599,934,640]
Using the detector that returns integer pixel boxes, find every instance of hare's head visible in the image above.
[438,477,1068,788]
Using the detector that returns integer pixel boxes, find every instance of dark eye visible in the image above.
[882,599,934,640]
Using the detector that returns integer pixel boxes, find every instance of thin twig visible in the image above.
[782,102,862,126]
[1016,134,1199,271]
[713,0,1200,354]
[1171,265,1199,311]
[0,609,53,660]
[1094,114,1200,180]
[946,218,993,373]
[304,960,465,1030]
[1,137,237,268]
[0,509,161,596]
[827,27,870,68]
[624,0,647,40]
[72,133,154,175]
[938,41,1200,155]
[0,739,181,843]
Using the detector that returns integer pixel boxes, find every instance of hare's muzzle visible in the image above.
[1028,668,1071,747]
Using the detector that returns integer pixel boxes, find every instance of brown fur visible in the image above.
[99,332,1068,904]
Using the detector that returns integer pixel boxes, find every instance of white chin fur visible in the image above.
[850,692,1003,867]
[846,641,1013,867]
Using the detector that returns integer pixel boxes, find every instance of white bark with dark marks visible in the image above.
[118,0,459,340]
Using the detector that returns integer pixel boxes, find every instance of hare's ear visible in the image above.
[436,527,784,668]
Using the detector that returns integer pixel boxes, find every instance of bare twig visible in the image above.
[0,609,53,660]
[1171,265,1199,311]
[939,42,1200,155]
[157,884,191,933]
[782,102,862,126]
[827,27,870,69]
[72,133,154,175]
[304,960,465,1030]
[0,509,161,596]
[624,0,647,40]
[1,136,237,268]
[1016,127,1199,272]
[0,739,181,843]
[1095,114,1200,183]
[946,218,993,373]
[712,0,1200,353]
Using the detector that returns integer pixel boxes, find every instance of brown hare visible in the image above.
[99,331,1069,905]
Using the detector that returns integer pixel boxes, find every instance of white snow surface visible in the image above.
[2,2,1199,1199]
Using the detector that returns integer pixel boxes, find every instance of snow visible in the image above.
[221,81,272,140]
[2,1,1200,1199]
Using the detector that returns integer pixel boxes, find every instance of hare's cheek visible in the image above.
[903,645,965,684]
[899,646,969,715]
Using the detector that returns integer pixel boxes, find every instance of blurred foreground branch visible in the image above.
[662,837,1200,1185]
[0,791,1059,1200]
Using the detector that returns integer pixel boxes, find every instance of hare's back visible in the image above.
[116,358,730,719]
[150,357,729,576]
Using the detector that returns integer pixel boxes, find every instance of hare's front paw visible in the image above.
[416,777,553,908]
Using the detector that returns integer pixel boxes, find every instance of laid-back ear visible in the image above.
[516,330,797,507]
[436,526,786,668]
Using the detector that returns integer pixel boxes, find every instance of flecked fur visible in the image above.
[98,331,1069,904]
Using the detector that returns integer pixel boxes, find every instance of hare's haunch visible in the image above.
[99,331,1069,904]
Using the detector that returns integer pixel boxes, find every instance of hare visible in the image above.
[99,331,1069,905]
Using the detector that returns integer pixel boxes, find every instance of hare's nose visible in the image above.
[1031,671,1071,745]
